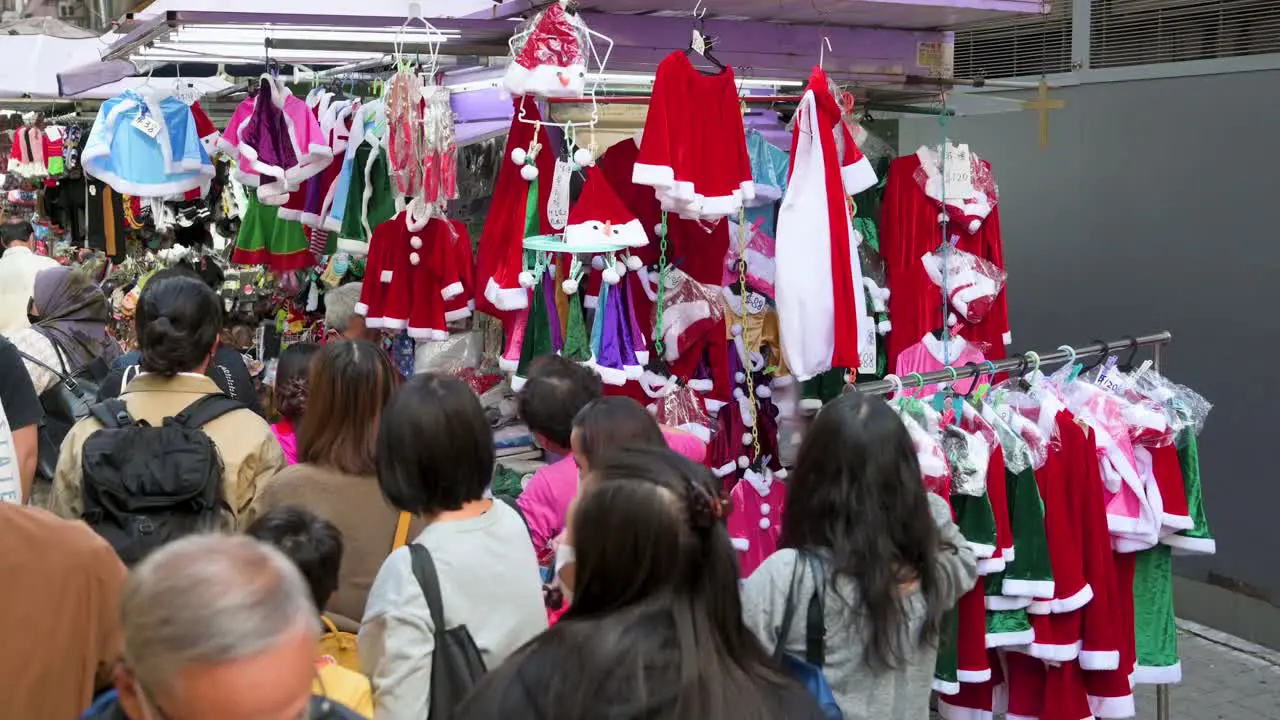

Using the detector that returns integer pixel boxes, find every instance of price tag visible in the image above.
[858,313,877,373]
[745,292,767,315]
[942,141,973,201]
[691,29,707,55]
[132,114,162,139]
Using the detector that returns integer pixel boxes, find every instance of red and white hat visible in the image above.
[503,4,587,99]
[564,167,649,248]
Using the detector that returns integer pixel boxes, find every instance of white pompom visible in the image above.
[759,517,771,530]
[759,503,771,514]
[775,468,788,479]
[591,255,605,271]
[520,164,538,181]
[518,271,535,288]
[653,223,667,238]
[625,254,643,271]
[755,385,771,399]
[602,268,620,285]
[947,313,958,327]
[737,456,750,469]
[409,235,423,250]
[561,278,579,295]
[969,219,981,234]
[879,287,891,301]
[878,320,892,334]
[510,147,527,165]
[741,432,753,446]
[937,211,948,224]
[613,260,627,277]
[733,387,745,400]
[572,147,593,167]
[730,323,743,337]
[734,371,747,383]
[409,252,421,266]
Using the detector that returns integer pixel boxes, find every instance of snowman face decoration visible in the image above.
[586,220,618,241]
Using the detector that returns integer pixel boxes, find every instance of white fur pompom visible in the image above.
[510,147,527,165]
[653,223,667,238]
[734,371,747,383]
[969,219,981,234]
[741,432,753,446]
[879,287,891,302]
[409,235,423,250]
[409,252,421,266]
[625,254,644,271]
[775,468,788,479]
[518,271,535,289]
[614,260,627,277]
[878,320,892,334]
[947,313,958,327]
[737,455,750,469]
[572,147,593,168]
[730,323,743,337]
[602,268,620,285]
[755,385,771,399]
[937,211,948,225]
[591,255,605,271]
[520,164,538,182]
[561,278,579,295]
[733,387,746,400]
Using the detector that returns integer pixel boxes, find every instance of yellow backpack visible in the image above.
[318,511,413,672]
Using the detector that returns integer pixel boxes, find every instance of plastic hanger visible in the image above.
[683,0,728,73]
[1118,336,1140,372]
[1082,338,1110,373]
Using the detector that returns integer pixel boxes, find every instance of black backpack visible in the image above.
[409,543,487,719]
[81,394,242,566]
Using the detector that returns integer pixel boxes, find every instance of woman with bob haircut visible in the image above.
[455,447,826,720]
[360,373,546,718]
[741,392,978,720]
[251,339,403,629]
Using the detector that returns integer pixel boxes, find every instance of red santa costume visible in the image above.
[881,147,1011,372]
[632,51,754,221]
[503,4,588,99]
[775,66,878,380]
[356,200,470,341]
[475,97,556,318]
[725,467,787,578]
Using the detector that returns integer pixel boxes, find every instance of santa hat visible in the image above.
[503,4,587,99]
[584,281,643,385]
[564,168,649,249]
[511,269,558,390]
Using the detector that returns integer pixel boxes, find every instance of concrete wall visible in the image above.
[900,69,1280,647]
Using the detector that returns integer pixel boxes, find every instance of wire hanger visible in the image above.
[684,0,727,73]
[819,36,832,68]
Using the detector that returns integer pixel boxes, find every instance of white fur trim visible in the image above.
[632,162,676,190]
[986,595,1032,611]
[1002,331,1013,345]
[336,237,371,256]
[1002,578,1055,599]
[484,277,531,312]
[353,302,369,316]
[1132,661,1182,685]
[712,461,738,478]
[986,628,1035,648]
[1079,649,1121,671]
[498,356,520,372]
[677,423,711,443]
[1088,693,1135,719]
[686,378,714,392]
[408,326,450,341]
[799,398,824,412]
[444,304,474,322]
[440,281,465,300]
[583,293,599,310]
[932,678,960,696]
[509,375,527,392]
[967,541,997,560]
[1163,534,1216,555]
[1029,639,1082,663]
[955,668,992,684]
[585,358,629,386]
[841,154,878,195]
[1028,583,1094,615]
[976,556,1006,575]
[730,537,750,551]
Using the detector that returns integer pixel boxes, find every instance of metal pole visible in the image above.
[851,331,1173,395]
[1156,684,1170,720]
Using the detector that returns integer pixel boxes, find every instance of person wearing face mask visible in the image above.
[80,534,367,720]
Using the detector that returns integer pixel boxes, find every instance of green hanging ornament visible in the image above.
[562,291,590,362]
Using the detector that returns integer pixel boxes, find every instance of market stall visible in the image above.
[0,3,1214,718]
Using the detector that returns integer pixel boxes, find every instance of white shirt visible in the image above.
[0,402,19,505]
[359,501,547,719]
[0,246,59,334]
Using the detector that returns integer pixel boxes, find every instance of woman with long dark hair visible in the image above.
[251,339,401,629]
[741,392,978,720]
[270,342,320,465]
[457,447,825,720]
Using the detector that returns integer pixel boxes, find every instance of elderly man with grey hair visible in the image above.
[325,282,376,342]
[82,534,366,720]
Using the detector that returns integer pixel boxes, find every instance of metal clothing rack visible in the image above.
[858,329,1176,720]
[853,331,1173,395]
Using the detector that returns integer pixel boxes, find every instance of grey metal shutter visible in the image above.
[1090,0,1280,69]
[952,0,1073,79]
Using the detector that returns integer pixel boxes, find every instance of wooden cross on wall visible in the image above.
[1021,77,1065,147]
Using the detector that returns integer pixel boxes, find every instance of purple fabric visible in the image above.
[610,283,638,371]
[32,265,120,368]
[621,277,646,360]
[594,284,621,373]
[543,269,563,352]
[241,80,298,171]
